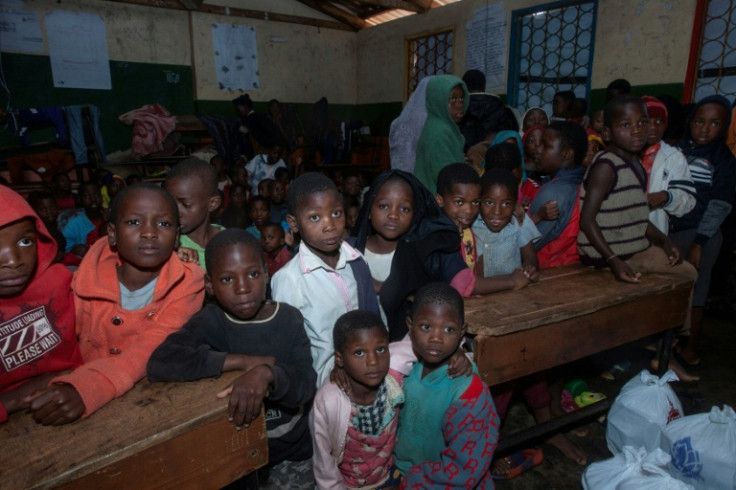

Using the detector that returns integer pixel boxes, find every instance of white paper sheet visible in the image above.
[0,8,43,53]
[212,23,260,91]
[45,10,111,90]
[466,3,507,92]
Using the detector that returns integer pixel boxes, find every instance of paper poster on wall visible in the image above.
[0,8,43,53]
[466,2,507,92]
[45,10,111,90]
[212,23,260,91]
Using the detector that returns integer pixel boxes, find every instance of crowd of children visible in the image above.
[2,69,735,489]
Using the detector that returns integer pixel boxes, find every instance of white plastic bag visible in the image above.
[616,462,694,489]
[606,369,683,454]
[582,446,670,490]
[661,405,736,490]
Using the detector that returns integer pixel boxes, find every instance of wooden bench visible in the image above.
[466,264,692,452]
[0,372,268,490]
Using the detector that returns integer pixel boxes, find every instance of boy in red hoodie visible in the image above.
[0,186,83,424]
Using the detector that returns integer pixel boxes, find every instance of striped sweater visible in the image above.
[578,150,650,264]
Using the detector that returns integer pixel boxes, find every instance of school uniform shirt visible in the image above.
[394,363,499,488]
[53,238,204,418]
[642,141,696,234]
[271,241,379,387]
[245,155,287,195]
[473,215,541,277]
[147,302,315,464]
[0,187,83,424]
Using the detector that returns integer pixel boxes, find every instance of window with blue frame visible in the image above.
[508,1,597,117]
[691,0,736,101]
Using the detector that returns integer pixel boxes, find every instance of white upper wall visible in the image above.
[356,0,697,103]
[5,0,698,105]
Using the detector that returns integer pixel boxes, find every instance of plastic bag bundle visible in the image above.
[661,405,736,490]
[616,462,695,489]
[606,369,683,454]
[582,446,671,490]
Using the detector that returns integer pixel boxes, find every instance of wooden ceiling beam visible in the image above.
[296,0,366,31]
[404,0,432,12]
[357,0,421,13]
[106,0,353,31]
[178,0,203,10]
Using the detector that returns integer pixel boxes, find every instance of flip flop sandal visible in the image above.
[492,448,544,480]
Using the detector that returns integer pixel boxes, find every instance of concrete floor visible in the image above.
[493,311,736,490]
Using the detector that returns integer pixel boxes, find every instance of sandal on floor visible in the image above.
[491,448,544,480]
[600,360,632,381]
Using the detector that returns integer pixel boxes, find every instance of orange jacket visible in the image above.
[54,237,204,417]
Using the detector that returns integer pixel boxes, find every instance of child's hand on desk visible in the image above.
[522,264,539,282]
[217,365,273,430]
[510,269,532,290]
[25,383,84,425]
[660,239,683,265]
[608,257,641,283]
[176,247,200,265]
[447,349,472,378]
[329,366,352,394]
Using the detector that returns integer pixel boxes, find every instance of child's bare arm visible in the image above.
[472,270,531,294]
[580,163,640,283]
[520,241,539,270]
[645,223,682,265]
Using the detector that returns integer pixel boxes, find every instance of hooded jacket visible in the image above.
[0,186,83,423]
[672,95,736,244]
[351,170,468,340]
[414,75,468,194]
[54,237,204,417]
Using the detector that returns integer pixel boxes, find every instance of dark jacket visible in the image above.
[460,93,517,151]
[351,170,465,341]
[672,95,736,245]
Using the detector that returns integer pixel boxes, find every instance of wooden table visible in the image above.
[0,372,268,490]
[467,265,692,386]
[466,265,692,452]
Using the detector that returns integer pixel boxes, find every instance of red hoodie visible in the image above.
[0,186,83,423]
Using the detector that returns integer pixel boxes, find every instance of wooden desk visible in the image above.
[0,372,268,490]
[467,265,692,387]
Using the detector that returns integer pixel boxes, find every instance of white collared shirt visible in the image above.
[271,241,362,387]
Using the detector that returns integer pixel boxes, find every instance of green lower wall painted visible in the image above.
[1,53,194,154]
[1,50,684,158]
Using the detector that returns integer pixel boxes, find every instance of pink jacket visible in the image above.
[310,370,404,490]
[54,238,204,417]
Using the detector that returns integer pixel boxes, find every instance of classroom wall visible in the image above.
[356,0,698,104]
[1,0,701,154]
[1,0,356,153]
